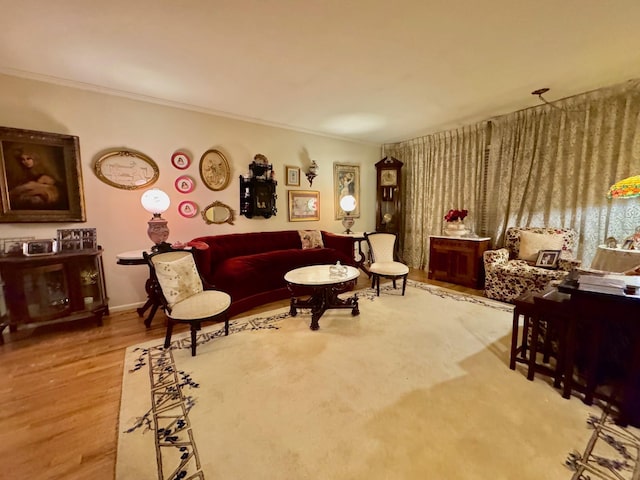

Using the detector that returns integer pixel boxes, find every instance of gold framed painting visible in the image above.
[94,149,159,190]
[199,149,231,191]
[333,163,360,219]
[288,190,320,222]
[0,126,86,223]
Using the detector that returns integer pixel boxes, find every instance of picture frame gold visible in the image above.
[94,149,159,190]
[288,190,320,222]
[333,163,360,219]
[285,165,300,186]
[199,149,231,191]
[0,126,86,222]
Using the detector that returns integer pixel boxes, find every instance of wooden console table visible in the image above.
[558,274,640,427]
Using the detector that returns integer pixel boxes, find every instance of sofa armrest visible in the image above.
[558,258,581,271]
[483,248,509,268]
[322,232,355,259]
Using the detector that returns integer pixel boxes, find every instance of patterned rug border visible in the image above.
[566,411,640,480]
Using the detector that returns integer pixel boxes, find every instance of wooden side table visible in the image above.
[510,288,572,388]
[116,249,161,327]
[428,236,490,288]
[333,232,371,276]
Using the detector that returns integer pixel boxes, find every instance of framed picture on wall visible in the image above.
[285,165,300,186]
[0,126,86,222]
[94,149,159,190]
[199,149,231,191]
[288,190,320,221]
[333,163,360,219]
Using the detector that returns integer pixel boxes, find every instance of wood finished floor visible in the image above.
[0,269,484,479]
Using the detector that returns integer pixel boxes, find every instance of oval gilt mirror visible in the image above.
[202,200,235,225]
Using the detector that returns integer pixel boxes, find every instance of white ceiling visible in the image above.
[1,0,640,144]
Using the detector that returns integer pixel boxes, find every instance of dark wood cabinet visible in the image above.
[239,157,277,219]
[0,248,108,339]
[428,236,490,288]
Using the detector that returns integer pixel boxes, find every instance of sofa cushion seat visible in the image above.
[211,248,350,301]
[496,259,567,280]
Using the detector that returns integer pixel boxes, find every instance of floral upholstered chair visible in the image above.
[483,227,581,303]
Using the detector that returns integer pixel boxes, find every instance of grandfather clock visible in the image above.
[375,156,403,234]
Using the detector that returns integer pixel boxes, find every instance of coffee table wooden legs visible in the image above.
[289,283,359,330]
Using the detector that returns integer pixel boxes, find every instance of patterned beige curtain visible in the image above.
[384,123,488,269]
[487,79,640,265]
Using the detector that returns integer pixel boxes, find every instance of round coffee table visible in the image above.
[284,264,360,330]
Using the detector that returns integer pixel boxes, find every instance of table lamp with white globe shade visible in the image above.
[141,188,172,252]
[339,194,357,234]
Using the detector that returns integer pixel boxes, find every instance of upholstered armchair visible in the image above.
[483,227,581,303]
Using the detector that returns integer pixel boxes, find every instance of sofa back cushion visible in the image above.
[191,231,302,277]
[506,227,577,260]
[517,231,564,261]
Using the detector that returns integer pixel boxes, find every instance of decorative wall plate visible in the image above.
[175,175,195,193]
[94,149,159,190]
[171,151,191,170]
[199,149,231,191]
[178,200,199,218]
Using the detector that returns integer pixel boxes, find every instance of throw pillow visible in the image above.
[298,230,324,250]
[517,231,564,262]
[154,253,204,308]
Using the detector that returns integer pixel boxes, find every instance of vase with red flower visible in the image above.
[443,209,469,237]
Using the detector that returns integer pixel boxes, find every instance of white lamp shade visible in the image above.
[339,194,357,213]
[141,189,170,215]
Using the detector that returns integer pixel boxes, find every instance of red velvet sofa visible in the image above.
[191,230,356,317]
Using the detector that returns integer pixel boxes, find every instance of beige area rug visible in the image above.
[117,281,639,479]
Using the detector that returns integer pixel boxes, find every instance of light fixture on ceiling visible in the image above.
[339,194,357,234]
[141,188,172,252]
[531,87,584,113]
[531,87,565,111]
[306,160,319,187]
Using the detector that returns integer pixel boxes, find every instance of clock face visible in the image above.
[380,169,397,187]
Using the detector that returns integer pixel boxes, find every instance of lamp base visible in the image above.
[148,216,170,246]
[342,216,355,234]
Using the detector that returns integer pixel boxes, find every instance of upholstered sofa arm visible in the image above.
[483,248,509,268]
[322,232,356,263]
[558,257,581,271]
